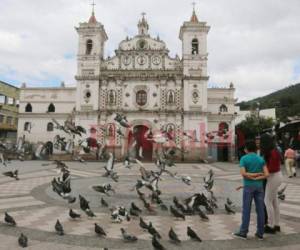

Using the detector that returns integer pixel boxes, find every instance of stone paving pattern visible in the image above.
[0,161,298,249]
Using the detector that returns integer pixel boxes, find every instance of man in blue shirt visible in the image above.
[233,140,269,240]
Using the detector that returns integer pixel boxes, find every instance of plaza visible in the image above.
[0,160,299,249]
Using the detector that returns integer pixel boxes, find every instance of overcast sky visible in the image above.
[0,0,300,101]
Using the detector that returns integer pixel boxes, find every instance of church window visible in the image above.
[47,122,54,132]
[166,90,175,104]
[86,39,93,55]
[48,103,55,113]
[107,90,116,105]
[25,103,32,112]
[136,90,147,106]
[192,38,199,55]
[24,122,31,131]
[219,104,228,113]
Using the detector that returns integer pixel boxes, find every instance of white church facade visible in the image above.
[18,8,236,162]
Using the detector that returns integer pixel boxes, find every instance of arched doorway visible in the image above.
[128,125,153,161]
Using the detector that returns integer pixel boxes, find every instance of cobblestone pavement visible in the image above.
[0,160,299,249]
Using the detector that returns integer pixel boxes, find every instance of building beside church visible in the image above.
[0,80,19,140]
[18,8,236,162]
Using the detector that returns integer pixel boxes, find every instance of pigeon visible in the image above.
[225,203,235,214]
[92,184,115,196]
[18,233,28,248]
[55,219,64,235]
[152,235,166,250]
[168,227,181,244]
[131,202,142,213]
[129,208,139,217]
[170,205,185,220]
[198,208,209,221]
[120,228,138,242]
[173,196,186,213]
[69,209,81,219]
[159,202,168,211]
[148,222,161,239]
[181,176,192,185]
[141,197,156,213]
[139,217,149,230]
[79,194,90,211]
[4,212,16,226]
[101,198,109,207]
[226,197,233,205]
[95,223,106,237]
[114,113,130,128]
[85,209,96,217]
[2,170,19,180]
[187,226,202,242]
[278,184,287,200]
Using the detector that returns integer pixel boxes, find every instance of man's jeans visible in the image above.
[240,185,265,236]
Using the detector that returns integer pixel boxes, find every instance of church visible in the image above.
[17,7,236,162]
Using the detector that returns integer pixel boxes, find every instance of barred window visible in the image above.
[25,103,32,112]
[219,104,228,113]
[136,90,147,106]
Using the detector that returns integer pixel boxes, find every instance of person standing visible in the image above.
[284,147,296,178]
[233,140,269,240]
[261,139,283,234]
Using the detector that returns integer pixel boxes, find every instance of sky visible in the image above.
[0,0,300,101]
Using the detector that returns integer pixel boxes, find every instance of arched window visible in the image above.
[24,122,31,131]
[47,122,54,132]
[107,90,116,105]
[166,90,175,104]
[48,103,55,113]
[219,104,228,113]
[25,103,32,112]
[86,39,93,55]
[192,38,199,55]
[136,90,147,106]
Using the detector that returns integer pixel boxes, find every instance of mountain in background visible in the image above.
[237,83,300,122]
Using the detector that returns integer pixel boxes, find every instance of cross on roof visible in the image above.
[91,0,96,13]
[192,1,196,11]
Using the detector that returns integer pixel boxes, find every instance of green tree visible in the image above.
[236,114,274,140]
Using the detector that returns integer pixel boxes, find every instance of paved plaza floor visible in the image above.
[0,160,299,249]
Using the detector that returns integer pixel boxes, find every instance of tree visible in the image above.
[236,114,275,140]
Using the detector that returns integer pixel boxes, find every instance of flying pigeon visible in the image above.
[55,219,64,236]
[95,223,106,237]
[69,209,81,219]
[18,233,28,248]
[187,226,202,242]
[114,113,130,128]
[4,212,16,226]
[120,228,138,242]
[2,170,19,180]
[168,227,181,244]
[170,206,185,220]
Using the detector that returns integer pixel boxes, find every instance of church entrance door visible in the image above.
[128,125,153,161]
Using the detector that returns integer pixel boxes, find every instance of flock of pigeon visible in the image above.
[0,112,289,249]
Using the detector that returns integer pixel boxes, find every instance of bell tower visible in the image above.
[75,3,108,112]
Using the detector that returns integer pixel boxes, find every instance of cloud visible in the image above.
[0,0,299,100]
